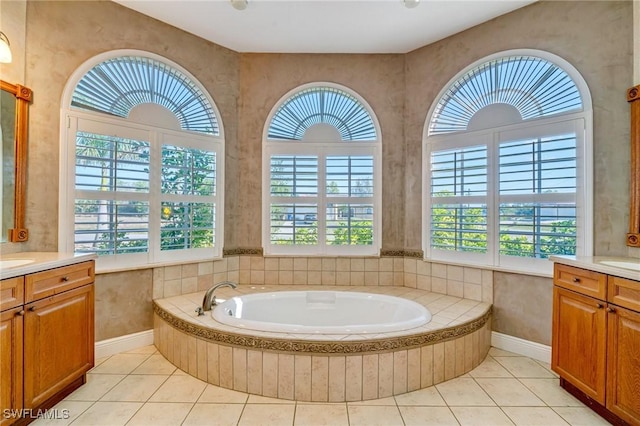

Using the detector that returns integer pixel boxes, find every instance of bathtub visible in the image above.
[212,290,431,334]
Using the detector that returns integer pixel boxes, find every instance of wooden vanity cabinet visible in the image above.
[552,285,607,404]
[1,307,23,426]
[552,263,640,426]
[0,260,94,425]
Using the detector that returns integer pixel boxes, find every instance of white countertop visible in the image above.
[550,255,640,281]
[0,252,96,279]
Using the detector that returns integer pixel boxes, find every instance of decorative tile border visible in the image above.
[153,303,491,355]
[223,247,264,256]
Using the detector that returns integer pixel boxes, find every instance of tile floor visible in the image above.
[33,346,610,426]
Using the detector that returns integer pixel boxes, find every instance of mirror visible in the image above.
[1,80,31,242]
[628,84,640,247]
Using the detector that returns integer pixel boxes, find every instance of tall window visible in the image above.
[263,84,381,255]
[424,52,592,274]
[60,52,224,269]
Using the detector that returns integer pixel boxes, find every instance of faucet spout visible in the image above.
[199,281,238,315]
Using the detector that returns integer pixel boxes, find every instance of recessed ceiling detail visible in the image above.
[113,0,536,54]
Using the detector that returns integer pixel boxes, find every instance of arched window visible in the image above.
[423,51,592,274]
[60,51,224,269]
[263,84,381,255]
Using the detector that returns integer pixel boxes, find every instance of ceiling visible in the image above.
[113,0,536,54]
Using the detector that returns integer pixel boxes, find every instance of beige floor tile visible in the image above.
[394,387,447,406]
[294,403,349,425]
[552,407,611,426]
[347,396,397,406]
[246,394,293,404]
[148,374,207,402]
[398,406,459,426]
[99,374,169,402]
[173,368,189,375]
[89,354,150,375]
[519,379,583,407]
[182,403,245,426]
[475,378,545,406]
[64,374,126,401]
[489,348,521,357]
[124,345,158,355]
[31,401,93,426]
[90,356,110,371]
[493,357,556,378]
[131,354,177,375]
[451,406,515,426]
[502,407,570,426]
[126,402,192,425]
[435,377,495,406]
[238,403,296,426]
[70,401,142,426]
[534,360,560,377]
[198,384,249,403]
[469,357,513,378]
[348,405,404,426]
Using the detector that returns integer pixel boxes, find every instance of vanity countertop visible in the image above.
[0,252,96,279]
[550,255,640,281]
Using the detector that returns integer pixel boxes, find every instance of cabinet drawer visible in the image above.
[1,276,24,312]
[608,275,640,312]
[25,261,94,303]
[554,263,606,299]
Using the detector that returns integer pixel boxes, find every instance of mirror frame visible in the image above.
[628,84,640,247]
[1,80,32,242]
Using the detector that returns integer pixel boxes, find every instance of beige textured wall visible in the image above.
[404,0,632,344]
[9,0,239,339]
[236,53,405,250]
[95,269,153,341]
[493,273,553,345]
[0,1,634,344]
[405,0,633,256]
[20,0,239,253]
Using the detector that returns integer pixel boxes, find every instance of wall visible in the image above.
[236,53,406,251]
[1,1,634,345]
[405,0,633,343]
[6,0,240,338]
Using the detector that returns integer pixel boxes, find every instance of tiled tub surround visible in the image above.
[153,285,492,402]
[151,255,494,304]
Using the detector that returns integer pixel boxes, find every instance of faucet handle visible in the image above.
[195,307,204,316]
[211,295,218,306]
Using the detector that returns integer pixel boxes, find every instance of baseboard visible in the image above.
[95,329,154,359]
[491,331,551,363]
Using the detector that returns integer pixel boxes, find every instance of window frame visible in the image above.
[262,83,382,256]
[422,50,593,276]
[59,50,225,271]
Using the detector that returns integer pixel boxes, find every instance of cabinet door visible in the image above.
[607,305,640,426]
[1,307,24,426]
[23,284,94,409]
[552,286,607,404]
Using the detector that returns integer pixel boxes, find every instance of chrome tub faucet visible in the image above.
[196,281,238,316]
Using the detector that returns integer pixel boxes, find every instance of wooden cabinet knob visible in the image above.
[596,303,603,309]
[572,277,581,283]
[29,306,36,312]
[16,310,25,316]
[607,307,616,313]
[62,276,70,282]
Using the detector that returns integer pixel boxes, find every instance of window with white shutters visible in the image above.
[61,52,224,269]
[424,51,592,274]
[264,84,380,255]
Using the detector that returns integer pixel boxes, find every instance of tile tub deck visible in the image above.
[153,285,492,402]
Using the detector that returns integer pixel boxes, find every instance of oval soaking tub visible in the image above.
[212,291,431,334]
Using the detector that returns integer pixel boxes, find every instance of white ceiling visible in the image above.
[113,0,536,54]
